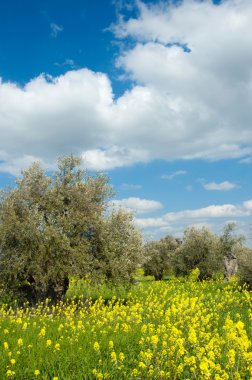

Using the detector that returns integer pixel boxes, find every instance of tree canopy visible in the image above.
[143,235,179,280]
[172,227,222,280]
[0,156,142,303]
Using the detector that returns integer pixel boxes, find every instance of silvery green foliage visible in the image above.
[0,156,142,303]
[143,236,179,280]
[172,227,222,280]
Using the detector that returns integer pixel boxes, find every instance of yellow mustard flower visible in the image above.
[93,341,100,352]
[54,343,60,351]
[17,338,23,347]
[6,370,15,377]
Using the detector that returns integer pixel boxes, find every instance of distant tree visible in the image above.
[237,247,252,288]
[172,227,221,280]
[218,223,243,281]
[0,156,142,304]
[143,235,179,280]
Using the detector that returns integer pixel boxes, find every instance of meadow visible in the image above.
[1,275,252,379]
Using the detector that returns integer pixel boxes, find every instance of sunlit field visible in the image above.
[1,276,252,379]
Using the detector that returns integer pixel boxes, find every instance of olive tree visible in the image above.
[237,247,252,288]
[87,210,143,284]
[218,223,243,281]
[143,235,179,280]
[0,156,142,303]
[172,227,222,280]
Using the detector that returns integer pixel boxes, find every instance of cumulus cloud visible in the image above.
[243,200,252,210]
[115,0,252,157]
[134,217,166,229]
[110,197,163,214]
[203,181,238,191]
[82,146,149,171]
[135,200,252,230]
[1,0,252,173]
[161,170,187,180]
[174,204,247,219]
[0,69,115,169]
[0,153,42,176]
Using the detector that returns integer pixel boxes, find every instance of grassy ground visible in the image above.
[1,276,252,379]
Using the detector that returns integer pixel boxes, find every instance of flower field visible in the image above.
[1,278,252,379]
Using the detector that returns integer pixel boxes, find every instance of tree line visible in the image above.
[0,155,251,304]
[143,223,251,285]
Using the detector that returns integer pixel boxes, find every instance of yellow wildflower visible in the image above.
[227,349,236,367]
[119,352,125,361]
[39,328,46,337]
[111,351,117,361]
[151,335,159,346]
[6,370,15,377]
[93,341,100,352]
[17,338,23,347]
[139,361,146,370]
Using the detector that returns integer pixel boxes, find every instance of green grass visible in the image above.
[0,278,252,379]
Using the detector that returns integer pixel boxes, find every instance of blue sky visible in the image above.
[0,0,251,243]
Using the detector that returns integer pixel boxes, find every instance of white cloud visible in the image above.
[135,200,252,231]
[50,23,63,37]
[165,204,249,221]
[239,157,252,164]
[0,69,115,169]
[161,170,187,180]
[82,146,149,170]
[134,217,167,229]
[0,152,55,176]
[114,0,252,158]
[203,181,238,191]
[1,1,252,173]
[243,200,252,210]
[110,197,163,214]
